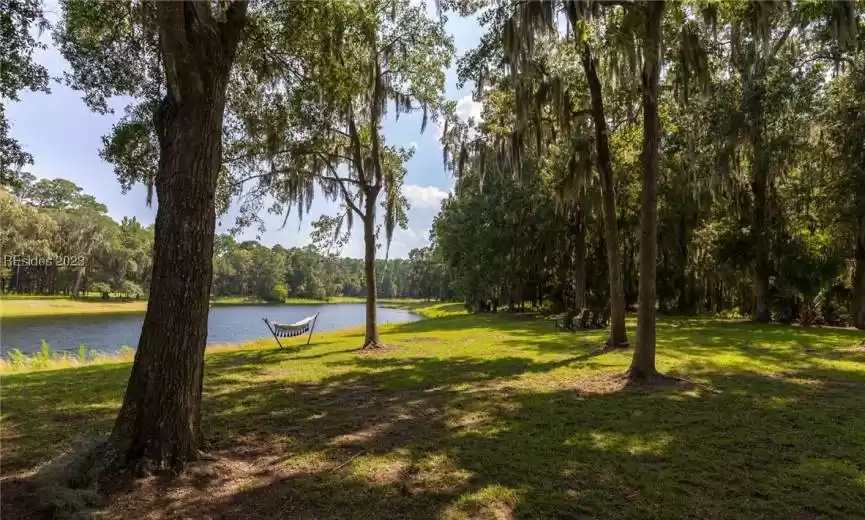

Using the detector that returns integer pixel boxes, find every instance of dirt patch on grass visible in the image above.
[355,344,401,355]
[494,371,703,396]
[0,478,42,520]
[95,445,380,519]
[401,336,440,343]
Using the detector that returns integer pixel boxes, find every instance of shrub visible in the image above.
[118,280,143,299]
[312,287,328,301]
[7,348,27,368]
[30,340,54,369]
[87,282,112,296]
[266,284,288,302]
[798,306,820,327]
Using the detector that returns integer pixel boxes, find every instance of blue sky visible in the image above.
[6,4,482,259]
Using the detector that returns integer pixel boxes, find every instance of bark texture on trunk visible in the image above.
[362,193,381,347]
[853,224,865,330]
[631,0,664,380]
[581,45,628,347]
[108,2,247,473]
[749,84,772,323]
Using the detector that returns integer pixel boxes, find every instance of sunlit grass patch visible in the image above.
[0,298,149,318]
[443,484,522,520]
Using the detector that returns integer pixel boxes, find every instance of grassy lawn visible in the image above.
[2,304,864,519]
[0,296,429,319]
[0,298,149,318]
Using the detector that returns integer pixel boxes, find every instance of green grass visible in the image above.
[0,297,149,318]
[0,292,143,301]
[210,296,331,305]
[2,304,864,519]
[0,294,73,300]
[0,296,429,318]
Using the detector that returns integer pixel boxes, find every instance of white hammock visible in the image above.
[273,316,316,332]
[263,313,319,347]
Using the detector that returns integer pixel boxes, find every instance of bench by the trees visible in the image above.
[555,308,610,332]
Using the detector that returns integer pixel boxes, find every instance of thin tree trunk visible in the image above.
[631,0,664,380]
[749,84,772,323]
[581,44,628,347]
[677,214,692,313]
[853,223,865,330]
[362,194,381,348]
[107,2,247,473]
[573,202,587,310]
[73,265,86,295]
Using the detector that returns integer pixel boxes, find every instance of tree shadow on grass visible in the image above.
[1,364,130,475]
[3,314,865,519]
[107,357,865,519]
[480,313,865,375]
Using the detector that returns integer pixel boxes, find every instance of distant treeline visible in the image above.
[1,176,448,301]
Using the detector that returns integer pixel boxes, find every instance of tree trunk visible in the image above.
[676,214,692,313]
[749,84,772,323]
[362,193,381,348]
[853,223,865,330]
[630,0,664,380]
[581,44,628,347]
[573,202,587,310]
[73,265,85,295]
[107,2,247,473]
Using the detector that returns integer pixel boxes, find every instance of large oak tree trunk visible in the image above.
[362,192,381,348]
[107,2,246,473]
[581,45,628,347]
[631,0,664,380]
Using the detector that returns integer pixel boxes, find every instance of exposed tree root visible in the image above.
[31,438,109,518]
[623,370,720,393]
[197,450,219,462]
[358,341,399,354]
[30,436,216,518]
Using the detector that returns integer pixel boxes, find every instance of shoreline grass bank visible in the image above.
[0,296,431,319]
[0,302,445,373]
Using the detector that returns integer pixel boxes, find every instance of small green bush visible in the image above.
[7,348,27,368]
[30,341,54,369]
[267,284,288,302]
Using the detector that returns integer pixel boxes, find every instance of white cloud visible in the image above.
[436,94,484,147]
[403,184,448,209]
[455,94,483,122]
[387,227,430,258]
[435,120,446,140]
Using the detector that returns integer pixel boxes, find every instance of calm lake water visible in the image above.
[0,304,421,354]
